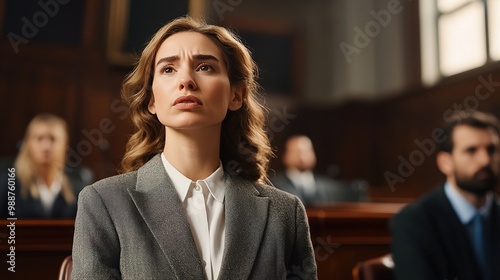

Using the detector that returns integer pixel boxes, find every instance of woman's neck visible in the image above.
[37,165,58,187]
[163,127,221,181]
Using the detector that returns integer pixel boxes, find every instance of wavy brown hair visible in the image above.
[120,17,272,183]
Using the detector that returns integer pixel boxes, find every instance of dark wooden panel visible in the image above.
[307,203,404,279]
[2,0,85,46]
[0,58,80,154]
[271,67,500,201]
[0,220,74,280]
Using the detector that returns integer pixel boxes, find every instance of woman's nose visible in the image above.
[178,70,197,91]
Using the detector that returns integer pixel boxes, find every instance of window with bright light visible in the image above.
[489,0,500,60]
[420,0,499,86]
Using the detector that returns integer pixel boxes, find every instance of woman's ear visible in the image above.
[148,96,156,114]
[436,151,453,176]
[228,85,244,111]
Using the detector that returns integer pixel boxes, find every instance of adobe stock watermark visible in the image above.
[7,0,72,54]
[225,105,297,176]
[288,235,340,279]
[339,0,404,63]
[66,99,130,170]
[212,0,244,21]
[384,74,500,191]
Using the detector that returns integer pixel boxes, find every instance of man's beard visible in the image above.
[455,167,498,196]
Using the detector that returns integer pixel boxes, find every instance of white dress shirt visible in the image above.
[286,168,316,196]
[161,154,225,280]
[444,181,493,225]
[37,177,62,215]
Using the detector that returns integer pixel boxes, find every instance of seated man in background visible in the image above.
[390,111,500,280]
[0,114,90,218]
[271,135,366,205]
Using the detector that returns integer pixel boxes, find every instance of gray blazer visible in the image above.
[71,154,317,279]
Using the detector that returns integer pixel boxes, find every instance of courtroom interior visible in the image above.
[1,0,500,279]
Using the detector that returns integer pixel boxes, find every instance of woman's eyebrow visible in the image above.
[156,54,220,66]
[156,55,179,66]
[192,54,219,62]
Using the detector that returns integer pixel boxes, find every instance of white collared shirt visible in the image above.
[161,154,225,280]
[37,177,62,215]
[286,168,316,195]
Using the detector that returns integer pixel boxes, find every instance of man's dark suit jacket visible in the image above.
[390,186,500,280]
[271,173,336,206]
[71,154,317,279]
[271,172,367,206]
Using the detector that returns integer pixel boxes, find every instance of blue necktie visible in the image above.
[469,214,490,280]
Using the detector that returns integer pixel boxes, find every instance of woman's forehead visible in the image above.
[155,31,223,62]
[30,123,65,137]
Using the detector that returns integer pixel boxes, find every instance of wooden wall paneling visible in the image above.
[81,0,100,50]
[273,66,500,201]
[74,83,131,180]
[0,59,80,156]
[334,103,378,182]
[369,67,500,198]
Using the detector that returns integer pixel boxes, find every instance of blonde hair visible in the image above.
[120,16,273,183]
[15,114,75,204]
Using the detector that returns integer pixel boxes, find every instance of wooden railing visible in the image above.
[307,202,405,279]
[0,219,74,280]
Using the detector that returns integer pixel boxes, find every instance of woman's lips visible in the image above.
[173,95,202,109]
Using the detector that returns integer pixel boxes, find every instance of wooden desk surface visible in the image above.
[0,203,405,280]
[306,203,405,279]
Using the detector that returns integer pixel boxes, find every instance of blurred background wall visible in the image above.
[1,0,500,201]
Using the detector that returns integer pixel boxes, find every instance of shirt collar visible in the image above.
[444,181,493,224]
[286,168,314,182]
[286,168,313,177]
[161,153,225,203]
[36,177,62,194]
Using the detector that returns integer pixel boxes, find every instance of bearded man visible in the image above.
[390,111,500,280]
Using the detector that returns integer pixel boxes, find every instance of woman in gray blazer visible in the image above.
[71,17,317,280]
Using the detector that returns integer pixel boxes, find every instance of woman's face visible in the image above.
[27,123,67,166]
[149,31,243,132]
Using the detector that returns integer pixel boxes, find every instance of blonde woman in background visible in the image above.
[0,114,87,218]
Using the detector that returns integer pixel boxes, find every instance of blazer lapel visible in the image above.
[127,154,205,279]
[218,176,270,279]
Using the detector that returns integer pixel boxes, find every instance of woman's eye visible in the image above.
[161,66,174,73]
[197,64,214,72]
